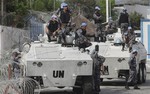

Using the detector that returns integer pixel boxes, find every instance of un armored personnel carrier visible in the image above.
[87,29,147,83]
[21,41,93,93]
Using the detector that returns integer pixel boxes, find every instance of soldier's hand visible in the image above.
[53,32,56,36]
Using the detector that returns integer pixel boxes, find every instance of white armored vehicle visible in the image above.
[21,41,94,93]
[87,31,147,83]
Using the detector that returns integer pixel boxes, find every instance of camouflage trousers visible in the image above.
[120,23,128,34]
[93,65,101,94]
[127,67,137,84]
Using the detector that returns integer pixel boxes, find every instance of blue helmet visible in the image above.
[95,6,100,10]
[61,2,68,8]
[81,22,87,27]
[61,3,66,8]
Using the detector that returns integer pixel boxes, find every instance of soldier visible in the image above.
[91,45,105,94]
[127,26,136,48]
[45,15,60,42]
[11,49,21,79]
[58,3,72,44]
[105,17,117,34]
[56,2,66,16]
[125,49,140,90]
[75,22,91,52]
[93,6,103,42]
[59,2,71,27]
[75,22,87,39]
[121,30,128,51]
[122,26,136,51]
[118,8,129,34]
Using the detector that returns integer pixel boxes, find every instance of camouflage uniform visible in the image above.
[120,23,128,34]
[11,51,21,79]
[91,49,105,94]
[127,30,136,48]
[118,9,129,34]
[93,8,103,42]
[127,56,137,84]
[125,50,140,89]
[75,28,91,51]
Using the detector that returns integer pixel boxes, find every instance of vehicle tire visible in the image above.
[82,77,93,94]
[141,63,146,83]
[137,64,142,84]
[73,77,83,94]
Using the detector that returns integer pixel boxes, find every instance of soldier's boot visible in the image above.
[122,43,125,51]
[134,85,140,89]
[47,36,51,42]
[58,36,62,43]
[125,83,130,90]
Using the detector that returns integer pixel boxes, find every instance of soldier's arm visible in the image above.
[90,50,98,59]
[128,56,133,67]
[45,23,50,33]
[93,13,100,20]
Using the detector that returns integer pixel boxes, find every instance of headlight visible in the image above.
[33,62,37,66]
[118,58,122,62]
[77,61,83,66]
[37,62,43,67]
[118,58,125,62]
[83,61,87,65]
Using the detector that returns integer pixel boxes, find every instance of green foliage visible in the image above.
[98,0,106,22]
[110,0,117,20]
[44,0,54,11]
[6,0,28,15]
[4,0,29,27]
[130,12,143,30]
[15,2,28,15]
[97,0,116,22]
[65,0,96,19]
[33,0,61,11]
[6,0,61,13]
[33,0,46,11]
[4,0,62,27]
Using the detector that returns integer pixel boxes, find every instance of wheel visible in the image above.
[73,77,83,94]
[73,76,93,94]
[137,63,143,84]
[141,63,146,83]
[82,77,93,94]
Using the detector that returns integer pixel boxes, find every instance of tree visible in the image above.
[96,0,116,22]
[33,0,45,11]
[33,0,61,11]
[3,0,62,27]
[3,0,29,27]
[65,0,116,22]
[65,0,96,19]
[6,0,28,15]
[130,12,143,30]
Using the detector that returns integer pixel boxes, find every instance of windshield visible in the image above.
[135,33,141,37]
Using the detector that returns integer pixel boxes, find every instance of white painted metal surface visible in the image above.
[141,19,150,60]
[22,41,93,87]
[87,29,147,79]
